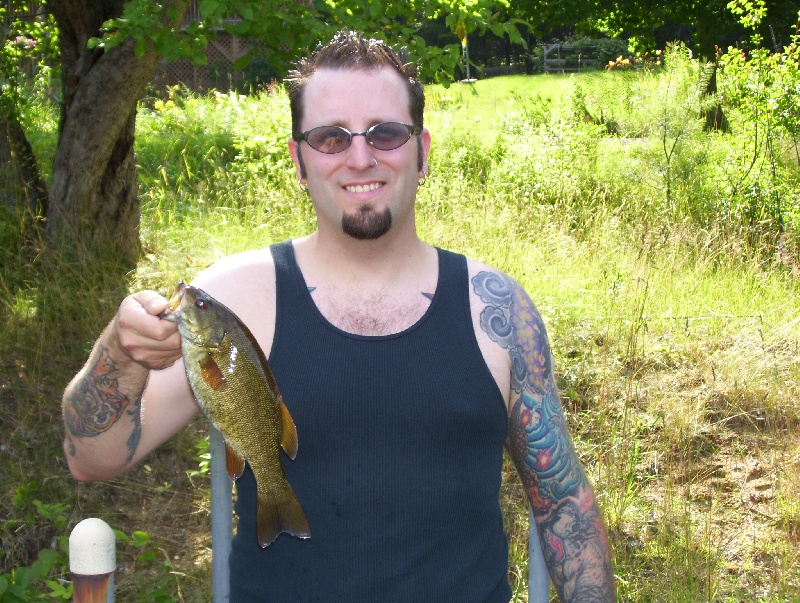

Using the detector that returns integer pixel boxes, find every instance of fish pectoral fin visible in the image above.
[200,354,227,390]
[224,440,246,481]
[279,401,299,460]
[256,488,311,548]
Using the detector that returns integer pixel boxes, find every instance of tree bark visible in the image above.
[702,62,730,133]
[0,109,48,219]
[47,0,189,265]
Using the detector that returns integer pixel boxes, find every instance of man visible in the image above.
[62,32,615,602]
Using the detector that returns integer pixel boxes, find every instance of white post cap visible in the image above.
[69,518,116,575]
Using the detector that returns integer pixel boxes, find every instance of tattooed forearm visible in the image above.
[473,270,615,601]
[507,387,590,514]
[125,397,142,463]
[540,497,615,602]
[512,391,615,601]
[63,347,138,443]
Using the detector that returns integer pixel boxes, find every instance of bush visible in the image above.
[565,35,631,69]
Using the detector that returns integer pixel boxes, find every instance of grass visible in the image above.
[2,45,800,601]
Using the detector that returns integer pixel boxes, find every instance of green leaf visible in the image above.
[232,53,254,71]
[33,500,70,521]
[199,0,220,17]
[5,582,30,601]
[12,566,31,591]
[236,1,254,20]
[137,550,157,563]
[192,47,208,65]
[30,549,59,581]
[134,37,147,57]
[504,23,525,47]
[368,0,381,18]
[44,579,72,599]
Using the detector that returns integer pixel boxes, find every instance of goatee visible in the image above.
[342,206,392,240]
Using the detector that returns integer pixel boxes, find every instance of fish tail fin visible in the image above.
[257,487,311,548]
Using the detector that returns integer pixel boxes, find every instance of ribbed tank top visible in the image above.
[228,240,511,602]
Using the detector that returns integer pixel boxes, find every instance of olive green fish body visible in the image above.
[166,283,310,548]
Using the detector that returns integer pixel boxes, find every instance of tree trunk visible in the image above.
[47,0,188,265]
[702,61,730,133]
[0,109,48,219]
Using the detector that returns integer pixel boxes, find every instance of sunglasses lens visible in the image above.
[367,122,412,150]
[302,122,416,153]
[305,127,350,153]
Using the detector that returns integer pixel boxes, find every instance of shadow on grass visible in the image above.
[0,207,133,571]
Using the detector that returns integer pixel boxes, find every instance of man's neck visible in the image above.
[294,229,432,288]
[290,231,439,336]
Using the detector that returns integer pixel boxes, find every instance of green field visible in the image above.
[2,45,800,601]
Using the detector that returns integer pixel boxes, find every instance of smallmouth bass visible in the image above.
[163,281,311,548]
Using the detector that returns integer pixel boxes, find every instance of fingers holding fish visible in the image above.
[114,291,183,370]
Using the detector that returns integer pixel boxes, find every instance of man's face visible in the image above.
[289,67,431,241]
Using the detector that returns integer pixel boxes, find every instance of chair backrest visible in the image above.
[208,424,550,602]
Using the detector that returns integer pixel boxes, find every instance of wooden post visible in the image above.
[69,518,115,603]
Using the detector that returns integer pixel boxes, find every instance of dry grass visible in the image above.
[3,67,800,601]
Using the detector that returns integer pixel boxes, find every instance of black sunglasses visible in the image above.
[297,122,421,154]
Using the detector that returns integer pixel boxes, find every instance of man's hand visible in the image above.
[114,291,182,370]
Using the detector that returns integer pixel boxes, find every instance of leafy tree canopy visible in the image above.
[87,0,529,85]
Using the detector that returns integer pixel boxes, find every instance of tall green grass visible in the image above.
[2,44,799,601]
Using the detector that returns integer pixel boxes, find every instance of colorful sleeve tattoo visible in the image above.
[64,347,142,463]
[473,270,615,602]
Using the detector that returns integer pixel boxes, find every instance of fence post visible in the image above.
[69,518,115,603]
[528,506,550,603]
[210,424,232,602]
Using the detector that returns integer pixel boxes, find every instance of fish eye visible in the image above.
[195,298,211,310]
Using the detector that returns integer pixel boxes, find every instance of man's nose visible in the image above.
[345,134,378,169]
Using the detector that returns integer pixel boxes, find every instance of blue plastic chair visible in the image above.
[208,425,551,602]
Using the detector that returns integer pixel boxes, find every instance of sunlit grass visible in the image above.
[2,51,800,600]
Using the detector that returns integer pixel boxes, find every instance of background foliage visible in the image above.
[1,21,800,603]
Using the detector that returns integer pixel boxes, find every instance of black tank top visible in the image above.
[229,240,511,602]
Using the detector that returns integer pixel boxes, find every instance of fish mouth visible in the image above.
[159,280,187,322]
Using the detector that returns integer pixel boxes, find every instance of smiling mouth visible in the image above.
[345,182,382,193]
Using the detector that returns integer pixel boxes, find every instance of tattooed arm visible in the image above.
[470,269,615,602]
[62,291,197,482]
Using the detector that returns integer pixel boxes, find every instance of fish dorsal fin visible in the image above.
[279,401,298,460]
[225,439,246,481]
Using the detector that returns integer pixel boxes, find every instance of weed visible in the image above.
[2,43,800,601]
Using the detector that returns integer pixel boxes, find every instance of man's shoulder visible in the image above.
[462,257,521,292]
[462,258,543,321]
[188,246,278,313]
[192,247,276,286]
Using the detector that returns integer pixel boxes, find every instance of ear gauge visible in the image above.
[418,173,427,187]
[299,179,309,194]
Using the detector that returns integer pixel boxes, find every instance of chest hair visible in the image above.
[312,288,432,336]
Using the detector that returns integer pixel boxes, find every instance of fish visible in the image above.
[162,281,310,548]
